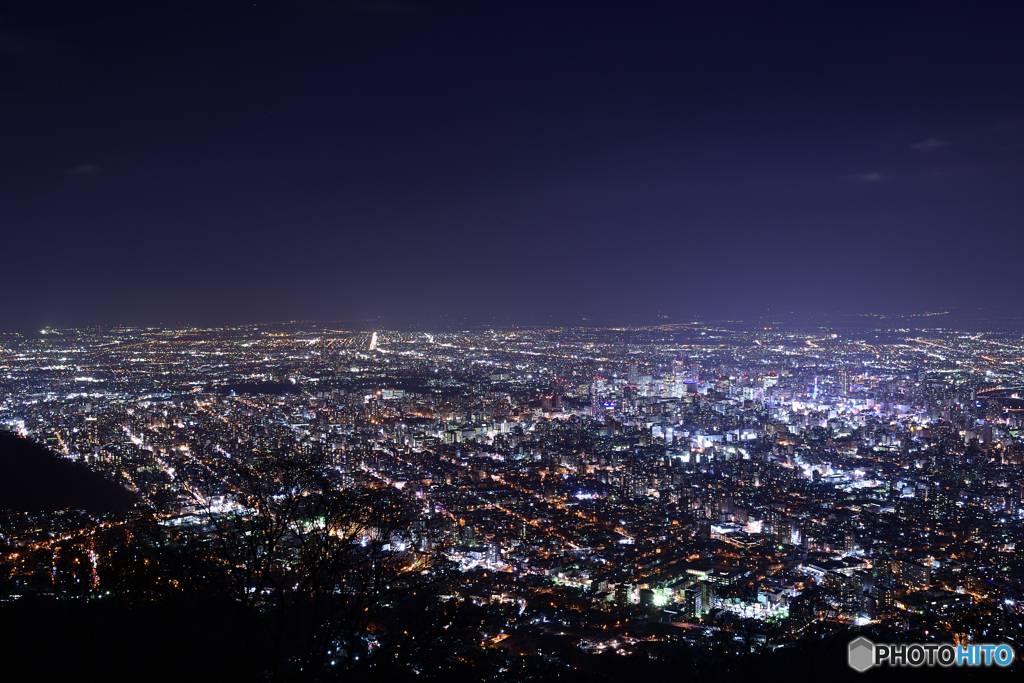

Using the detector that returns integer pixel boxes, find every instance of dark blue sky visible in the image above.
[2,1,1023,330]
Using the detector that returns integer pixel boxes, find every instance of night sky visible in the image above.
[2,1,1023,330]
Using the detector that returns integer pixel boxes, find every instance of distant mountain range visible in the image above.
[0,431,136,513]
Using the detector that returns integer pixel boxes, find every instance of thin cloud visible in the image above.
[992,120,1024,132]
[844,172,887,182]
[69,164,102,176]
[911,138,949,152]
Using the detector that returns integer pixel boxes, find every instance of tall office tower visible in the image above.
[672,359,699,384]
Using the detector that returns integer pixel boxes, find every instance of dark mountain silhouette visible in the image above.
[0,431,136,513]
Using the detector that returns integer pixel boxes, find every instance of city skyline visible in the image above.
[3,3,1024,678]
[1,319,1023,680]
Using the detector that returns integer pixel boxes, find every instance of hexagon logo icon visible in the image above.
[848,637,875,672]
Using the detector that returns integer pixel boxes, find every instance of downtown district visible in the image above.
[2,320,1023,670]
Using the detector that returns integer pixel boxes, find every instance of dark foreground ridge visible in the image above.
[0,431,136,513]
[0,597,1009,683]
